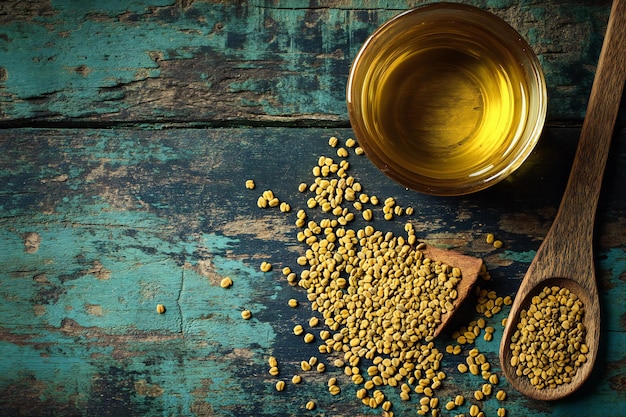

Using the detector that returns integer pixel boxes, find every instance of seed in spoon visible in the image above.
[509,285,587,389]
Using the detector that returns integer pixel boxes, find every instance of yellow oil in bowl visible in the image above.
[347,3,547,196]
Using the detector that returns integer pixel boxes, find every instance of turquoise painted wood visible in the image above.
[0,127,625,416]
[1,0,626,416]
[0,0,615,125]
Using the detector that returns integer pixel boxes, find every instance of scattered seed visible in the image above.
[245,179,255,190]
[260,261,272,272]
[469,364,480,375]
[305,400,316,410]
[496,390,507,401]
[156,304,165,314]
[280,201,291,212]
[493,240,503,249]
[269,366,279,376]
[241,310,252,320]
[220,277,233,288]
[251,136,511,415]
[486,233,495,244]
[288,298,298,308]
[337,147,349,158]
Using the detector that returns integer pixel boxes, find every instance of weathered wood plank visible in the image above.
[0,127,624,416]
[0,0,614,126]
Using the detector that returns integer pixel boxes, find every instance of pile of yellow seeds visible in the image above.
[509,285,587,389]
[251,135,516,416]
[298,221,463,355]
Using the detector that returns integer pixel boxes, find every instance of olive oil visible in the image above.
[348,4,546,195]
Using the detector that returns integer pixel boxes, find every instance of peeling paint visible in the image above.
[0,0,614,124]
[23,231,41,253]
[1,127,625,416]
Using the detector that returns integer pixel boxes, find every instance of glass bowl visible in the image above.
[347,3,547,196]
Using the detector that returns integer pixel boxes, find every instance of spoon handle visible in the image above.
[526,0,626,287]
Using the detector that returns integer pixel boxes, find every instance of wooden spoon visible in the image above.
[422,246,483,338]
[499,0,626,401]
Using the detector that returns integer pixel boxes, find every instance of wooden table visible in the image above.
[1,1,624,416]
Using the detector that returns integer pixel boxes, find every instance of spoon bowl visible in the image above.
[500,277,600,400]
[499,0,626,400]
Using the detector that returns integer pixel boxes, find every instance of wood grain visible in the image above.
[1,0,625,415]
[0,127,625,416]
[0,0,614,126]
